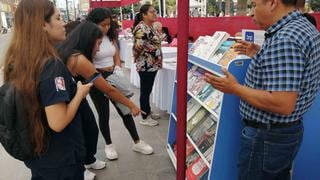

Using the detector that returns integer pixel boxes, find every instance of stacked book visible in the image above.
[189,31,239,67]
[172,139,209,180]
[188,65,223,115]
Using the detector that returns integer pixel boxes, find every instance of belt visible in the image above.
[243,119,301,130]
[97,66,114,72]
[96,69,113,78]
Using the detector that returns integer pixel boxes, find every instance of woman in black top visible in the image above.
[57,21,146,170]
[3,0,92,179]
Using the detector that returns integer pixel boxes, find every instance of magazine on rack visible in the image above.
[189,36,206,56]
[189,114,217,145]
[187,98,202,121]
[208,40,235,63]
[204,90,223,114]
[187,108,208,133]
[217,46,238,67]
[186,156,209,180]
[197,84,215,102]
[201,31,230,60]
[189,67,207,95]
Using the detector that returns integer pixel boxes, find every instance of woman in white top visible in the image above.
[87,8,153,160]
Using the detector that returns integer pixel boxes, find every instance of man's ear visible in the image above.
[269,0,279,12]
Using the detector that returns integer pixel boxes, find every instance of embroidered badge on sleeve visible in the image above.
[55,77,66,91]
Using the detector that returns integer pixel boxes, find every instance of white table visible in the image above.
[129,47,177,113]
[119,39,134,69]
[130,47,177,88]
[151,59,176,113]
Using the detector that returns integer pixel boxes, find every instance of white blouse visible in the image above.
[93,36,116,68]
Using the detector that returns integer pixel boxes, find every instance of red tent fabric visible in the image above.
[90,0,139,8]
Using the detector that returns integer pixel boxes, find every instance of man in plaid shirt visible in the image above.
[205,0,320,179]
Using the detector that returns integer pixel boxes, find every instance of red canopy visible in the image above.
[90,0,139,8]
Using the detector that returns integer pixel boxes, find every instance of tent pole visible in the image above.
[120,6,123,20]
[162,0,166,17]
[131,4,135,19]
[176,0,189,179]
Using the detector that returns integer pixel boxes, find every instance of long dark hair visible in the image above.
[3,0,56,155]
[133,4,153,29]
[57,21,103,63]
[87,8,117,41]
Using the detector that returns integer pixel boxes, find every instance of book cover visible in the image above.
[197,84,215,102]
[189,36,205,55]
[173,139,196,160]
[200,36,217,59]
[208,40,235,64]
[198,114,218,153]
[186,138,195,157]
[189,67,208,95]
[186,149,200,168]
[197,36,215,58]
[188,65,198,80]
[217,47,238,67]
[187,98,202,121]
[204,90,223,112]
[203,145,214,162]
[190,78,207,96]
[204,32,231,61]
[201,31,229,60]
[189,114,217,145]
[186,156,209,180]
[187,108,208,133]
[198,134,215,162]
[188,68,203,91]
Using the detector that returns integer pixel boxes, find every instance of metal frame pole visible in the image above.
[176,0,189,179]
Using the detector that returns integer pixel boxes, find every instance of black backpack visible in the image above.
[0,83,34,161]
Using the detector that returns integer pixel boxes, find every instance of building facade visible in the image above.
[0,0,18,29]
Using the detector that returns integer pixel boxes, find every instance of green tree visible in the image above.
[225,0,231,15]
[237,0,248,15]
[166,0,176,17]
[207,0,219,16]
[310,0,320,11]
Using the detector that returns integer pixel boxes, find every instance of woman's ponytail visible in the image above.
[133,12,143,29]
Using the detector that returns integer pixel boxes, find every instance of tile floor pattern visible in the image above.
[0,68,176,180]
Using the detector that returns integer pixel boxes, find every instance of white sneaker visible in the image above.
[105,144,118,160]
[84,159,106,170]
[132,140,153,155]
[139,118,159,127]
[150,112,161,120]
[84,169,96,180]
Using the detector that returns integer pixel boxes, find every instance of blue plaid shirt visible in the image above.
[240,11,320,123]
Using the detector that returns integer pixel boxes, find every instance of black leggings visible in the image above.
[89,86,140,145]
[80,100,99,165]
[138,71,157,119]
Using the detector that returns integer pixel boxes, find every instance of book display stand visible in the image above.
[167,53,250,179]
